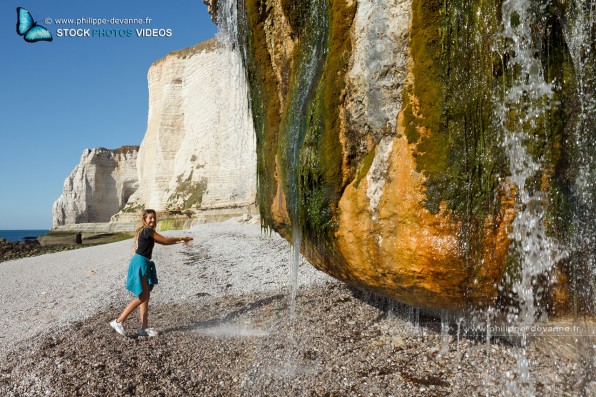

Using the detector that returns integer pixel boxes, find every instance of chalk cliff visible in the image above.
[52,146,139,227]
[54,38,257,229]
[122,38,256,214]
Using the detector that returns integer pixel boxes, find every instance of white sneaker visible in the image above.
[138,327,159,337]
[110,320,126,336]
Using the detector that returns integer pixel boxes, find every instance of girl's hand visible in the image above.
[179,236,193,245]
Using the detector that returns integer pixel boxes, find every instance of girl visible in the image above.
[110,209,192,337]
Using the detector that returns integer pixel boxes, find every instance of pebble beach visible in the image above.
[0,219,593,396]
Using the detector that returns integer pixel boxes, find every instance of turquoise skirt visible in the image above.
[126,254,158,297]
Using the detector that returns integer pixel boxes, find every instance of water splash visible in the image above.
[563,0,596,316]
[284,227,301,366]
[497,0,563,393]
[194,323,270,337]
[498,0,556,322]
[440,310,450,354]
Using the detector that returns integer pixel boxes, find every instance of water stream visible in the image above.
[564,0,596,316]
[281,1,329,371]
[216,0,329,372]
[496,0,561,393]
[495,0,596,394]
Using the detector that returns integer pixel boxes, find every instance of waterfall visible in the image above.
[283,2,329,229]
[497,0,557,394]
[495,0,584,394]
[212,0,254,157]
[497,0,561,326]
[214,0,330,371]
[213,0,595,389]
[563,0,596,316]
[283,0,329,369]
[214,0,241,52]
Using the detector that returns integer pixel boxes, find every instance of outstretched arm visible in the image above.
[151,231,193,245]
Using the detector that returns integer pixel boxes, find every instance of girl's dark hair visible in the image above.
[133,209,156,252]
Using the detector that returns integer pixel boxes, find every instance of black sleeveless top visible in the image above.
[136,228,155,259]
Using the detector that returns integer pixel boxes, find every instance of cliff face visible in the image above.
[53,147,138,227]
[54,38,257,229]
[229,0,595,313]
[122,38,256,213]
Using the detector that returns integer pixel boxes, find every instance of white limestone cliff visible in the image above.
[122,38,256,214]
[53,38,256,230]
[52,147,139,227]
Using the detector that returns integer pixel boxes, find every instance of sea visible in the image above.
[0,230,48,242]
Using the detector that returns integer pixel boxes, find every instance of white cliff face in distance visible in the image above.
[123,38,257,213]
[52,147,139,227]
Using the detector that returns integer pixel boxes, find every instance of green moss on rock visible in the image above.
[167,171,208,210]
[122,201,145,213]
[243,0,283,230]
[296,0,356,241]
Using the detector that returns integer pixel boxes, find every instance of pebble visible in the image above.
[0,222,593,396]
[1,283,590,396]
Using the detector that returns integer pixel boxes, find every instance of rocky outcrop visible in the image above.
[234,0,595,313]
[343,0,409,167]
[53,147,138,227]
[121,38,256,214]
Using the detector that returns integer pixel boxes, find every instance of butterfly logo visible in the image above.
[16,7,53,43]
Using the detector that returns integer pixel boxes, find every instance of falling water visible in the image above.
[562,0,596,390]
[284,5,328,279]
[456,317,463,356]
[213,0,254,157]
[484,308,493,395]
[563,0,596,316]
[485,308,492,357]
[284,1,329,227]
[214,0,242,54]
[415,307,420,336]
[284,227,302,369]
[498,0,560,322]
[440,310,450,354]
[281,1,328,370]
[497,0,563,394]
[213,0,595,392]
[213,0,242,82]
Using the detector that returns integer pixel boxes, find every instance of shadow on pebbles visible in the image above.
[0,283,590,397]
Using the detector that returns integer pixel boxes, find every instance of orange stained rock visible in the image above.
[336,128,468,309]
[467,184,516,305]
[271,154,291,229]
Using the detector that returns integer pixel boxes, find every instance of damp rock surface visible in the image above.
[0,239,79,263]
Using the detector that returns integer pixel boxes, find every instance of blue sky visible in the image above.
[0,1,218,229]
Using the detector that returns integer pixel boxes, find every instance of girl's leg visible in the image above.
[117,275,149,323]
[139,276,151,328]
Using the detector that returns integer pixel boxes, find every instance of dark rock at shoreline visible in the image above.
[38,231,132,247]
[0,233,133,263]
[0,238,77,263]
